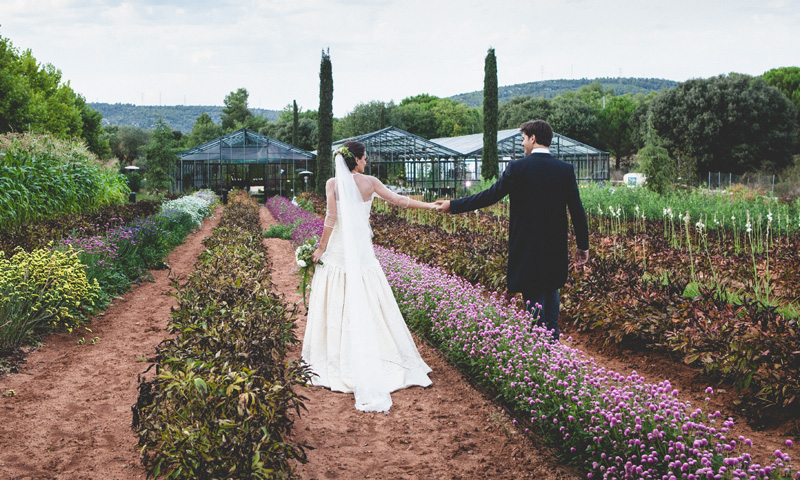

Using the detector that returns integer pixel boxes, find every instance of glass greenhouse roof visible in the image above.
[332,126,461,158]
[178,128,315,163]
[431,128,608,158]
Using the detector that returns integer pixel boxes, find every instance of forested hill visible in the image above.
[90,103,280,133]
[450,77,679,107]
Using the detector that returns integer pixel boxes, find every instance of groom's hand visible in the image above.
[434,200,451,213]
[574,249,589,267]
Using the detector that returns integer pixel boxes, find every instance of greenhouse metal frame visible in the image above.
[332,126,465,197]
[432,128,610,183]
[176,128,316,197]
[330,126,609,197]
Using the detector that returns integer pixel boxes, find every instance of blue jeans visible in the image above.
[523,288,560,340]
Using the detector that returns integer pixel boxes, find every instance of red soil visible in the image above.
[0,204,794,480]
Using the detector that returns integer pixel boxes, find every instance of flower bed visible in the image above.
[265,195,323,246]
[0,247,101,353]
[0,191,217,355]
[133,191,310,479]
[0,200,161,257]
[376,245,797,479]
[371,209,800,417]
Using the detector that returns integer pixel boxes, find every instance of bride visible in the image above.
[301,140,435,413]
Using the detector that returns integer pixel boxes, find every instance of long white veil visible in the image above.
[334,152,392,412]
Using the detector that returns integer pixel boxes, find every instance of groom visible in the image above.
[435,120,589,340]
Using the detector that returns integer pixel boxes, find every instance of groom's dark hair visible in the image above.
[520,120,553,147]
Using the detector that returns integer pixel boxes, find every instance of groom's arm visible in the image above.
[449,164,514,214]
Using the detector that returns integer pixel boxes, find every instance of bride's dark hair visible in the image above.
[341,141,366,171]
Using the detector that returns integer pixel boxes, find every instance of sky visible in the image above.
[1,0,798,118]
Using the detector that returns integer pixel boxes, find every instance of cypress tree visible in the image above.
[316,49,333,193]
[292,99,299,146]
[482,47,499,181]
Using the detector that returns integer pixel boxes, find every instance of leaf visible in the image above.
[194,377,208,397]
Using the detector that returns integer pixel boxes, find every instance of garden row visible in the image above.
[265,194,798,479]
[132,191,310,479]
[0,133,130,229]
[0,191,216,358]
[371,209,800,419]
[570,183,800,237]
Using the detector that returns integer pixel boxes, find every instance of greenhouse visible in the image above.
[176,128,316,198]
[331,126,464,196]
[432,128,610,183]
[331,126,610,197]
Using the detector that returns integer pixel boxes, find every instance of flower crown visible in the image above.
[334,145,353,159]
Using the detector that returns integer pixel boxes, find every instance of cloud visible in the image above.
[1,0,798,117]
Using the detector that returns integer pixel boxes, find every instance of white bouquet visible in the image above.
[294,239,320,307]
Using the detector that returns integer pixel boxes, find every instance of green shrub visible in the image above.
[133,191,310,479]
[262,223,294,240]
[0,133,129,228]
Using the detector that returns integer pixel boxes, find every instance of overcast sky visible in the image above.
[1,0,798,117]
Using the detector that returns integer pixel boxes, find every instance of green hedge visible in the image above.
[133,191,310,479]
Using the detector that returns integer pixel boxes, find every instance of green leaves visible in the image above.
[0,134,130,229]
[193,377,208,397]
[133,191,311,479]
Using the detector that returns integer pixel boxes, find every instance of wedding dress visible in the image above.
[301,155,432,413]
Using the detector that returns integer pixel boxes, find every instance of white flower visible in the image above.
[696,220,705,230]
[297,259,307,268]
[635,205,640,214]
[745,221,752,234]
[768,211,773,223]
[616,207,621,217]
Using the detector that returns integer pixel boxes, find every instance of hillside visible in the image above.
[90,103,280,133]
[450,77,679,107]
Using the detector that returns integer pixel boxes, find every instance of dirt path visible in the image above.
[259,206,580,480]
[0,204,793,479]
[0,207,222,480]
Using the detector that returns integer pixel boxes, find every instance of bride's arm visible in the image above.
[312,178,336,263]
[370,176,435,210]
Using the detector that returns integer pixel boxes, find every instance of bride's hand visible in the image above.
[311,247,325,264]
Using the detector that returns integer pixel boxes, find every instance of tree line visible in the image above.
[0,31,109,158]
[89,103,280,133]
[3,26,798,195]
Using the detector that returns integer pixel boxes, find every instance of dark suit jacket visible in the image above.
[450,152,589,292]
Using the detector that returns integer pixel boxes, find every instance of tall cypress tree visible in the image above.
[482,47,499,181]
[292,99,299,146]
[316,49,333,193]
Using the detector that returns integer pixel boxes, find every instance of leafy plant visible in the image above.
[0,247,101,353]
[133,191,311,479]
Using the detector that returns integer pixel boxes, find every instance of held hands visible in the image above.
[433,200,451,213]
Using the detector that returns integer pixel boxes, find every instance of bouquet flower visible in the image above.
[295,238,320,307]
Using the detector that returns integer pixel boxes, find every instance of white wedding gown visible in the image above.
[301,173,432,413]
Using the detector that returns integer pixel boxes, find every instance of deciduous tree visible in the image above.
[597,95,637,169]
[498,96,552,130]
[185,112,223,148]
[221,88,252,132]
[145,118,177,193]
[649,74,797,174]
